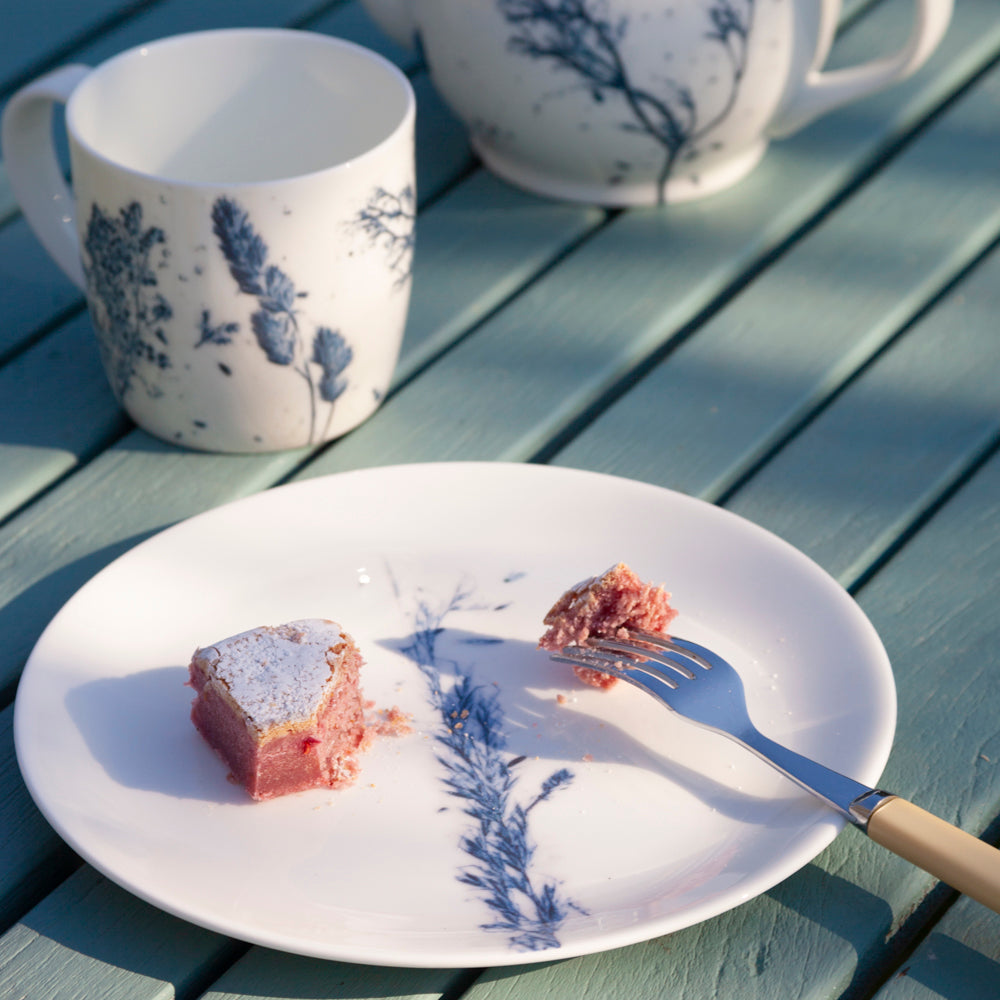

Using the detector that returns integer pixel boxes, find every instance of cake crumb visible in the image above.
[366,704,414,737]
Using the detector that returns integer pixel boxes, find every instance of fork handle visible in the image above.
[867,797,1000,911]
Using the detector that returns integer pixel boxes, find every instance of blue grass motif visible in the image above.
[356,185,416,287]
[397,579,584,951]
[496,0,755,201]
[210,197,355,441]
[82,201,173,400]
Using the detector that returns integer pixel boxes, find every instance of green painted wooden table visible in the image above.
[2,1,1000,997]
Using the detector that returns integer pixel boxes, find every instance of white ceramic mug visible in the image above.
[2,29,416,452]
[360,0,951,206]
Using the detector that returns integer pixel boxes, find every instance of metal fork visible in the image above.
[554,631,1000,912]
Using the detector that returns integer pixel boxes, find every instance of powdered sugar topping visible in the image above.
[196,619,352,730]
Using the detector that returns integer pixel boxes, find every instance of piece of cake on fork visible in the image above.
[539,562,677,689]
[188,618,366,801]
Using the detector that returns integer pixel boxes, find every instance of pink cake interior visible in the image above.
[539,562,677,689]
[188,619,366,801]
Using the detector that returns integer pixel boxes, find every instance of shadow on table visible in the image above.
[768,866,1000,998]
[767,863,895,969]
[892,930,1000,997]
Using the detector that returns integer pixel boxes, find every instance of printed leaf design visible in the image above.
[211,197,268,296]
[82,200,173,401]
[260,265,297,314]
[210,196,355,442]
[312,327,354,402]
[251,309,297,366]
[398,578,585,951]
[496,0,755,202]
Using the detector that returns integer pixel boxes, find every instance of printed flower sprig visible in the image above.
[83,201,173,401]
[210,197,353,442]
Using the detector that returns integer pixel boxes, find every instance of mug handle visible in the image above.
[768,0,953,137]
[1,65,90,289]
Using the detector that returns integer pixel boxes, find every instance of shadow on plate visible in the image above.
[377,628,807,828]
[64,664,250,805]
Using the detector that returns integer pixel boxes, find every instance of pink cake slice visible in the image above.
[188,618,366,801]
[539,562,677,689]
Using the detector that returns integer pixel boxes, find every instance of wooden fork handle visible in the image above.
[867,797,1000,911]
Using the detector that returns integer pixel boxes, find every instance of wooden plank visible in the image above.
[398,171,604,377]
[0,704,79,930]
[724,238,1000,589]
[872,895,1000,998]
[0,0,162,95]
[0,441,307,709]
[0,6,994,1000]
[306,0,417,70]
[0,866,241,1000]
[297,0,1000,482]
[411,73,475,205]
[0,314,127,520]
[0,865,470,1000]
[0,216,83,362]
[550,51,1000,505]
[200,946,466,1000]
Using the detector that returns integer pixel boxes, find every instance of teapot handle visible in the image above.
[768,0,953,137]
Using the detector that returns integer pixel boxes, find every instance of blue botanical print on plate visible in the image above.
[82,201,173,401]
[396,575,586,951]
[496,0,755,201]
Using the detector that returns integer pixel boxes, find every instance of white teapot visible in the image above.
[361,0,952,205]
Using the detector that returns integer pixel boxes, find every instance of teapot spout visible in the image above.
[360,0,418,50]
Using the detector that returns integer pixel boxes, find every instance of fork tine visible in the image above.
[550,644,675,685]
[622,631,723,670]
[552,633,711,693]
[590,637,698,680]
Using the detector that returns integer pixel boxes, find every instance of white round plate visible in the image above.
[15,462,895,968]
